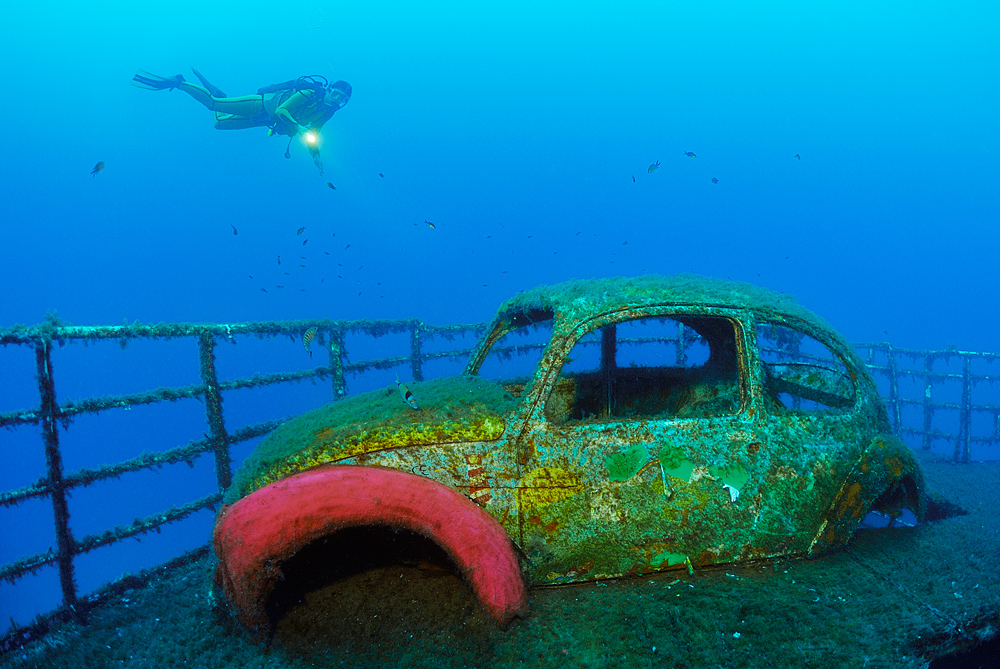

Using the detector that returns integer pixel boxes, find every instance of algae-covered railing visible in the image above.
[0,317,485,649]
[855,343,1000,463]
[1,318,999,651]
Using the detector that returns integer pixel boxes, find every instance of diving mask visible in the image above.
[324,80,352,109]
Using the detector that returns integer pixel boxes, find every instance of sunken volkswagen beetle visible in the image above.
[212,275,925,636]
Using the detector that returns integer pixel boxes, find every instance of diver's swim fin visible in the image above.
[131,70,184,91]
[191,67,227,98]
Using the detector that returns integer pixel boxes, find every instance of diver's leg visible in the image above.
[176,81,217,109]
[213,113,265,130]
[176,84,265,117]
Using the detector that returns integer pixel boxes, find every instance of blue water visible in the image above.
[2,0,998,641]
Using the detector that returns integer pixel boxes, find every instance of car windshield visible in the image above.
[469,308,554,396]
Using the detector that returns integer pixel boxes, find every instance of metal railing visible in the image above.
[0,316,484,648]
[856,343,1000,463]
[1,317,999,649]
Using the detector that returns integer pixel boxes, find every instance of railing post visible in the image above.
[410,321,424,382]
[922,354,934,451]
[197,332,231,492]
[34,339,82,622]
[328,324,347,400]
[675,322,686,366]
[954,356,972,463]
[886,345,901,436]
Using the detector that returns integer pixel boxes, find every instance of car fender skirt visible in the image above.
[212,465,528,635]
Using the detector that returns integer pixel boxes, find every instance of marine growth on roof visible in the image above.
[499,275,835,330]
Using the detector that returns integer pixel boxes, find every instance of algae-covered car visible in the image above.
[212,275,925,635]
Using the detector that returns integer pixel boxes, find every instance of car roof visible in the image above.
[497,274,837,336]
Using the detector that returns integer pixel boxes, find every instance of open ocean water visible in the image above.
[2,1,998,667]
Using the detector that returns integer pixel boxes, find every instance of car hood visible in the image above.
[224,374,518,504]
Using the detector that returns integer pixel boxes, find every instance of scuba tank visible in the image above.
[257,74,329,95]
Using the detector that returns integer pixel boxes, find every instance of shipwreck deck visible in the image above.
[2,450,996,669]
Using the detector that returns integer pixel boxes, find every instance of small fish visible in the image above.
[794,154,801,160]
[302,239,308,245]
[379,172,384,177]
[683,151,697,158]
[326,182,337,190]
[631,174,635,182]
[711,177,719,184]
[277,255,281,265]
[303,327,318,357]
[231,224,238,235]
[395,372,419,410]
[647,160,660,173]
[297,227,306,236]
[424,220,436,229]
[260,288,267,293]
[91,161,105,177]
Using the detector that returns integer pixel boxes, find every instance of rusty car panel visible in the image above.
[225,275,925,587]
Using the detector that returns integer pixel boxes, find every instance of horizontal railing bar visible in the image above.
[899,426,1000,440]
[2,416,306,509]
[0,494,220,584]
[895,398,1000,412]
[0,318,490,345]
[73,493,221,557]
[0,479,50,508]
[59,385,208,419]
[867,366,1000,383]
[0,548,57,585]
[0,408,40,428]
[854,343,1000,360]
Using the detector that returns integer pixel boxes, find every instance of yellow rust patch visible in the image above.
[309,415,504,457]
[519,467,583,508]
[884,455,904,478]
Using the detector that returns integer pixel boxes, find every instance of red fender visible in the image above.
[212,465,527,635]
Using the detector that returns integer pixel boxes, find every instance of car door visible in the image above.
[750,319,863,552]
[513,307,762,583]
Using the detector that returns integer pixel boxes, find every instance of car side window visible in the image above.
[545,315,742,424]
[756,322,856,412]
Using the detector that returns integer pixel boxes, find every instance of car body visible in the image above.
[213,275,925,632]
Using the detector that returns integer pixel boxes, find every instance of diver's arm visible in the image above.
[274,91,314,131]
[309,146,324,175]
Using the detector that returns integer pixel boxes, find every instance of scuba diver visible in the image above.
[131,68,351,175]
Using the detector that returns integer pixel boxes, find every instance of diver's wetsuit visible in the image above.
[176,81,335,172]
